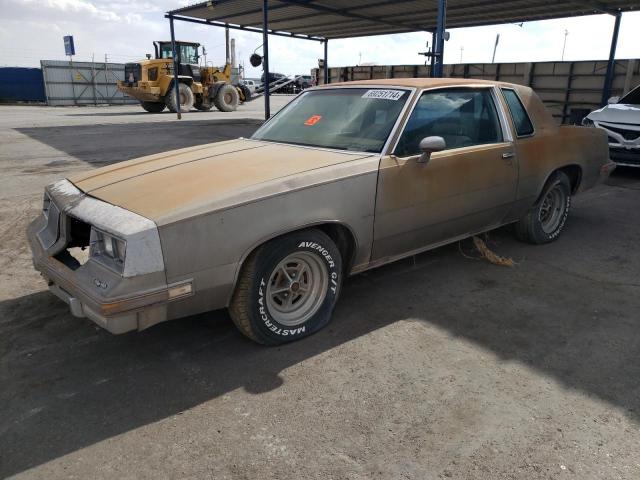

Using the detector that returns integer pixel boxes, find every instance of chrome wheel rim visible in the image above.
[266,252,328,327]
[539,186,566,234]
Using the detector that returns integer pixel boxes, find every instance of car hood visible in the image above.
[587,103,640,125]
[69,139,376,225]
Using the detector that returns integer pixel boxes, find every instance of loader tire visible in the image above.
[165,83,194,113]
[238,84,252,103]
[140,101,166,113]
[213,84,239,112]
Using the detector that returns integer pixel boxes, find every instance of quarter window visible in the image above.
[395,88,503,157]
[501,88,534,136]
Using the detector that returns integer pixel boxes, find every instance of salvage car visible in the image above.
[583,84,640,167]
[28,79,615,345]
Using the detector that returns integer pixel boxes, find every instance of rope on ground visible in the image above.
[471,236,516,267]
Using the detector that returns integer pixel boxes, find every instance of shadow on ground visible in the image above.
[15,119,262,166]
[2,173,640,476]
[64,110,215,117]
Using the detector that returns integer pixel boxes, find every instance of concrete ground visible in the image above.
[1,104,639,480]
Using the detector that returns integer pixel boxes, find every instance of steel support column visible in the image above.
[323,39,329,84]
[433,0,447,78]
[430,31,436,77]
[601,11,622,105]
[263,0,270,119]
[169,15,182,120]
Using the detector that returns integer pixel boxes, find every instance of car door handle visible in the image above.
[502,152,515,159]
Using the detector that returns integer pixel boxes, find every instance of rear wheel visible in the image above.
[238,84,252,103]
[515,171,571,244]
[213,84,239,112]
[140,101,165,113]
[229,229,342,345]
[165,83,194,113]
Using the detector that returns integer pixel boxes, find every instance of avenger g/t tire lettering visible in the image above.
[229,229,342,345]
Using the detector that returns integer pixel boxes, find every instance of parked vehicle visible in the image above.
[260,72,296,93]
[241,79,257,94]
[28,79,614,345]
[583,84,640,167]
[295,75,314,90]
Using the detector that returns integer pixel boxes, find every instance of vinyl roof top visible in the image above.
[322,78,519,88]
[168,0,638,40]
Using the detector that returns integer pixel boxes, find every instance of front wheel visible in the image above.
[165,83,194,113]
[515,171,571,244]
[229,229,343,345]
[213,84,239,112]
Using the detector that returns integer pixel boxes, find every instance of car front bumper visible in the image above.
[27,180,192,334]
[609,146,640,167]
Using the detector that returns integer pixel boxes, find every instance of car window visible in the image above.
[500,88,534,136]
[252,88,410,153]
[395,88,503,157]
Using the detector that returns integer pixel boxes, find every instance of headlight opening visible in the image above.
[90,228,126,271]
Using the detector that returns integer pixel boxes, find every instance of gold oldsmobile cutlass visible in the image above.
[27,79,615,345]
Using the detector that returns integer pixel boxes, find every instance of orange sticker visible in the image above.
[304,115,322,126]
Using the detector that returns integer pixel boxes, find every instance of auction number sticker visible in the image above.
[362,89,404,101]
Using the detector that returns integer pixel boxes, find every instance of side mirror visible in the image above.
[418,136,446,163]
[608,96,620,104]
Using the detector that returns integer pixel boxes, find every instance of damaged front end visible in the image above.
[27,179,192,333]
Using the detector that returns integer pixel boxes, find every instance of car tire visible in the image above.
[229,229,343,345]
[515,171,571,244]
[213,84,240,112]
[165,83,194,113]
[140,101,166,113]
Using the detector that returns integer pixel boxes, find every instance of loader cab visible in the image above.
[154,41,201,81]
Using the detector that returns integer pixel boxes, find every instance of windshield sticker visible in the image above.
[362,89,404,101]
[304,115,322,126]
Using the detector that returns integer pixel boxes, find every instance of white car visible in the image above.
[241,79,257,94]
[583,85,640,167]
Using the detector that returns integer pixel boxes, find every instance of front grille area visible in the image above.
[124,63,142,83]
[610,147,640,166]
[603,124,640,141]
[54,216,91,270]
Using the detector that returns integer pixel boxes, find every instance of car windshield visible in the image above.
[251,88,411,153]
[618,85,640,105]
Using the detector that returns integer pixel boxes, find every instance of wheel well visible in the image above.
[314,223,357,275]
[557,164,582,194]
[237,223,357,283]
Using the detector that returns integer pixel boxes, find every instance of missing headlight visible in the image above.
[90,228,126,273]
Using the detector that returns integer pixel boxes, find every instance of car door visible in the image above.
[371,86,518,262]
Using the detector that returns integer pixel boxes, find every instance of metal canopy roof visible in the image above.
[168,0,638,40]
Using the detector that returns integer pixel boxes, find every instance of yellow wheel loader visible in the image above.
[116,41,252,113]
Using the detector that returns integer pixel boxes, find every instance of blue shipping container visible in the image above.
[0,67,46,103]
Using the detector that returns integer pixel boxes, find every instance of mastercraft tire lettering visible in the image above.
[229,229,342,346]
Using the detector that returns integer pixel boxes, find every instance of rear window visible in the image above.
[501,88,534,137]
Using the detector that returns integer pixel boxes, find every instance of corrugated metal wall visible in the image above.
[0,68,46,103]
[41,60,137,106]
[314,59,639,124]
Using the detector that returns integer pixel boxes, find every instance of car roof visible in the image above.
[322,77,529,90]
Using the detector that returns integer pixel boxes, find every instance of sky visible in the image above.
[1,0,639,78]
